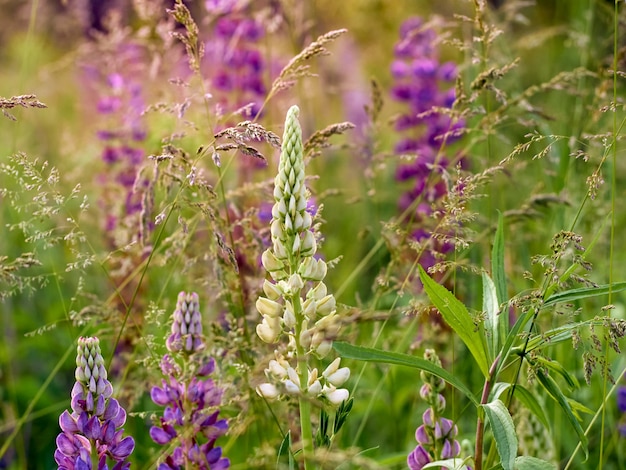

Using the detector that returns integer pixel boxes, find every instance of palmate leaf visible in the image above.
[333,342,479,405]
[418,266,490,377]
[535,369,588,460]
[483,399,517,470]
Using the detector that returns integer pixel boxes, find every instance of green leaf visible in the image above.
[423,458,469,469]
[535,369,588,460]
[543,282,626,307]
[490,383,549,429]
[514,456,557,470]
[532,356,579,389]
[496,309,535,377]
[483,399,517,470]
[492,211,507,305]
[333,342,479,405]
[418,265,490,377]
[277,430,296,469]
[483,272,500,357]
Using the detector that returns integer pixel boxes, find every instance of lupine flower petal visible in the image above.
[415,425,430,445]
[109,436,135,460]
[150,425,174,445]
[59,410,78,434]
[407,445,431,470]
[617,386,626,413]
[151,386,169,406]
[441,439,461,459]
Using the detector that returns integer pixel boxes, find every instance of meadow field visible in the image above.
[1,1,625,469]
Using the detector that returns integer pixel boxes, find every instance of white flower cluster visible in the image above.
[255,105,349,406]
[257,356,350,406]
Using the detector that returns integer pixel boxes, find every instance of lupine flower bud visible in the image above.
[167,291,204,353]
[262,279,283,300]
[256,316,281,343]
[262,249,284,273]
[323,386,350,406]
[256,297,284,318]
[257,383,280,400]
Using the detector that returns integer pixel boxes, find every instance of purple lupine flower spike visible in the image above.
[152,292,229,469]
[55,337,134,469]
[391,17,463,270]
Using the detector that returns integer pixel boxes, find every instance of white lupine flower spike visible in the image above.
[255,106,351,466]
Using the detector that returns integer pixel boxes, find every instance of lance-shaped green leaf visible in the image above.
[492,211,507,305]
[277,430,296,469]
[496,308,535,378]
[532,356,579,390]
[333,342,478,405]
[418,265,490,377]
[483,272,500,357]
[514,456,557,470]
[535,369,588,460]
[543,282,626,307]
[483,399,517,470]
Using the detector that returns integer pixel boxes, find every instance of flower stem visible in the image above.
[474,354,500,470]
[292,291,314,469]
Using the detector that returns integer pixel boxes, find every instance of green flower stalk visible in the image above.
[255,106,350,467]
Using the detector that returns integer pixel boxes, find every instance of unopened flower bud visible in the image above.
[302,298,317,319]
[256,316,281,343]
[262,249,284,272]
[301,230,316,255]
[263,279,283,300]
[316,294,336,316]
[284,380,300,394]
[325,367,350,387]
[323,386,349,406]
[256,297,283,318]
[287,273,304,292]
[257,383,280,400]
[267,360,288,379]
[308,380,322,396]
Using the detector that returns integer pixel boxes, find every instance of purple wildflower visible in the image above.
[151,292,229,469]
[202,1,270,120]
[408,349,467,469]
[166,292,204,353]
[618,383,626,437]
[390,17,463,270]
[54,337,135,469]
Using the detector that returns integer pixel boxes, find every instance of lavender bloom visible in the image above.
[203,1,269,120]
[408,349,466,469]
[390,17,463,269]
[54,337,135,470]
[618,383,626,437]
[151,292,229,470]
